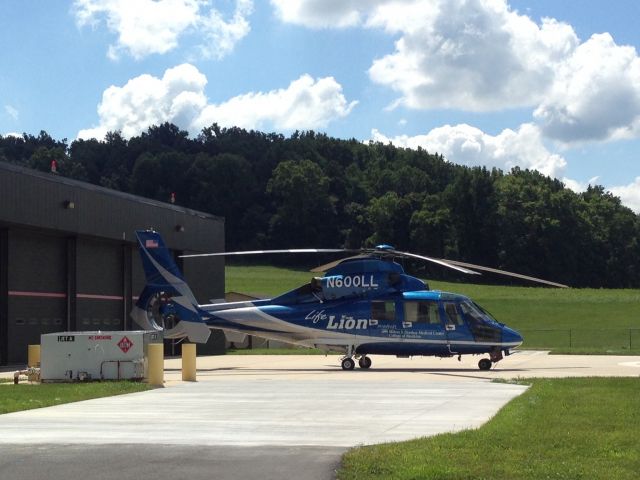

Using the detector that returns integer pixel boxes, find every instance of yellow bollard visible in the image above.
[28,345,40,368]
[147,343,164,387]
[182,343,197,381]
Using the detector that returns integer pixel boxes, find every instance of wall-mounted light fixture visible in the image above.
[175,225,185,232]
[63,200,75,209]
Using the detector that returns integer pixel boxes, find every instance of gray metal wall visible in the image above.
[0,162,226,365]
[0,230,7,365]
[1,227,226,365]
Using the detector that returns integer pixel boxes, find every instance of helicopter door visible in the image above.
[370,300,397,326]
[441,301,473,352]
[402,300,448,354]
[369,299,399,341]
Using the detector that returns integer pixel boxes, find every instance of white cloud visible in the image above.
[562,176,600,193]
[78,64,208,139]
[4,105,19,121]
[534,33,640,144]
[198,0,253,59]
[73,0,253,60]
[274,0,640,147]
[368,1,578,111]
[609,178,640,213]
[195,74,357,131]
[271,0,389,28]
[78,65,356,139]
[274,0,578,111]
[371,123,566,178]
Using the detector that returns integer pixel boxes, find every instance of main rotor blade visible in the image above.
[180,248,351,259]
[444,259,569,288]
[394,251,481,275]
[310,254,370,273]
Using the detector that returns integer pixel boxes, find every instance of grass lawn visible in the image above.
[226,265,640,353]
[225,264,313,298]
[338,377,640,480]
[0,382,153,415]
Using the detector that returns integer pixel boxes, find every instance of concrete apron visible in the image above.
[0,378,526,447]
[3,351,639,447]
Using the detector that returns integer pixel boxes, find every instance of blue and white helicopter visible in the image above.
[132,230,567,371]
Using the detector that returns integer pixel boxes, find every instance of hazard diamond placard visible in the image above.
[117,336,133,353]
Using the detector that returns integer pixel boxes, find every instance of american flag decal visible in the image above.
[145,239,159,248]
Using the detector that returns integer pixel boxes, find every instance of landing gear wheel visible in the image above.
[478,358,492,371]
[341,358,356,371]
[358,356,372,369]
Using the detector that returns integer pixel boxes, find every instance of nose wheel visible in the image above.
[478,358,492,371]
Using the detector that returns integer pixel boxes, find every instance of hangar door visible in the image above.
[6,230,67,364]
[76,238,125,332]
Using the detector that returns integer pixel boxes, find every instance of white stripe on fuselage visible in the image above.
[203,304,522,349]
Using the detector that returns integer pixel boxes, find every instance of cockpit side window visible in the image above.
[443,302,464,325]
[404,301,441,324]
[372,301,396,322]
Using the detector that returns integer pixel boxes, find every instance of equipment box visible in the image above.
[40,331,162,382]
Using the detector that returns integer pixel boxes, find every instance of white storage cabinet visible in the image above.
[40,331,161,381]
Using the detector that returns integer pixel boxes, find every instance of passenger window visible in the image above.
[372,301,396,322]
[404,302,417,322]
[405,302,426,323]
[443,302,464,325]
[405,301,440,324]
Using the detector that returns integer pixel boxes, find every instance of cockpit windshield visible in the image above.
[459,300,502,342]
[459,301,499,325]
[474,301,501,324]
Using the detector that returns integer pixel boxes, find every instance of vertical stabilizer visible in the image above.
[131,230,211,343]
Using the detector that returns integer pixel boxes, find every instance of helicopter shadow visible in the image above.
[166,367,242,372]
[188,366,515,377]
[187,364,592,380]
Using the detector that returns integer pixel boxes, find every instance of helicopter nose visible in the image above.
[503,327,523,346]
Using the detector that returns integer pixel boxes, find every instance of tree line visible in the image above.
[1,124,639,288]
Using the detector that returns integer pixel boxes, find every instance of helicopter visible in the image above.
[131,230,568,371]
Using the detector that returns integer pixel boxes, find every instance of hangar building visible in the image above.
[0,161,225,366]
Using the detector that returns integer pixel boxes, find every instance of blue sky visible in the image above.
[2,0,640,210]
